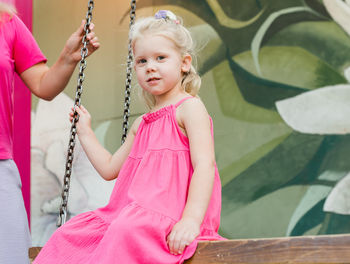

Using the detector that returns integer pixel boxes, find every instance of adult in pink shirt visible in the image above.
[0,3,100,263]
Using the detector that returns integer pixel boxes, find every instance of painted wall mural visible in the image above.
[176,0,350,238]
[31,0,350,245]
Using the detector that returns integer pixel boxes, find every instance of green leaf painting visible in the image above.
[133,0,350,239]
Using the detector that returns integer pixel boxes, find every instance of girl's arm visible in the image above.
[20,21,99,101]
[167,98,216,255]
[72,105,142,181]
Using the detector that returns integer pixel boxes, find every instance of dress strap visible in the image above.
[174,96,194,108]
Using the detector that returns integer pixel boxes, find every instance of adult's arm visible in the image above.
[20,21,99,100]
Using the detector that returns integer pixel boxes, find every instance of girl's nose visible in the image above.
[146,62,156,73]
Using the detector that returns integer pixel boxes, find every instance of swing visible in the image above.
[29,234,350,263]
[29,0,350,263]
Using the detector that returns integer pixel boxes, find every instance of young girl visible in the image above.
[34,10,224,264]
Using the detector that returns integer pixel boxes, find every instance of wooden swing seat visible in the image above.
[29,234,350,263]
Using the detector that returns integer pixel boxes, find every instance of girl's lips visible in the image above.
[147,78,161,85]
[147,77,161,82]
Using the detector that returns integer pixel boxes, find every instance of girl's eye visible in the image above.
[157,56,165,61]
[137,59,146,64]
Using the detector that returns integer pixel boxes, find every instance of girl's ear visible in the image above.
[181,54,192,73]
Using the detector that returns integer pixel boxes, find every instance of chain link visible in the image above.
[57,0,94,227]
[121,0,137,144]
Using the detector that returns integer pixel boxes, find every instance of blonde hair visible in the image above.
[130,15,201,108]
[0,3,16,20]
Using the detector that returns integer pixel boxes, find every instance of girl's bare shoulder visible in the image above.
[178,97,209,120]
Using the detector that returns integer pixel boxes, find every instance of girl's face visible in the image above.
[133,34,191,101]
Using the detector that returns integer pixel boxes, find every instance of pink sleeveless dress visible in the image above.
[34,97,224,264]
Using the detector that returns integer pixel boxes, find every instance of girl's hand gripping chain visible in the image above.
[167,217,200,255]
[69,105,92,137]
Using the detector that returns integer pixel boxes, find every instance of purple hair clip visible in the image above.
[154,10,180,24]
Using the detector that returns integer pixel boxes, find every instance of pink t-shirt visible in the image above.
[0,13,46,159]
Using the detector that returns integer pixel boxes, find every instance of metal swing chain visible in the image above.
[57,0,94,227]
[121,0,137,144]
